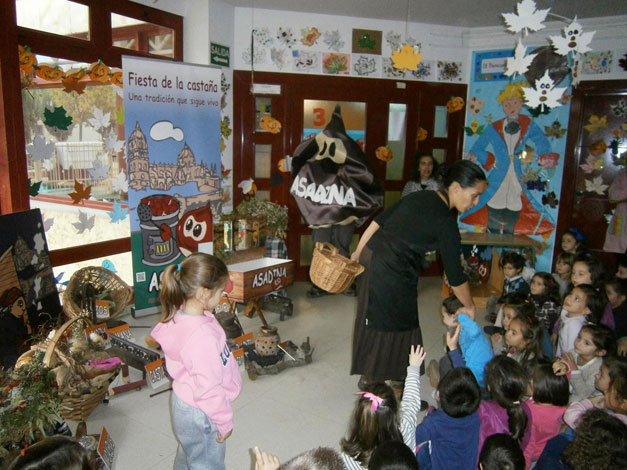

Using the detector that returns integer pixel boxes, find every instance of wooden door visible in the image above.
[558,80,627,269]
[233,71,466,280]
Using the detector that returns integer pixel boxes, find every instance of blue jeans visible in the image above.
[171,392,226,470]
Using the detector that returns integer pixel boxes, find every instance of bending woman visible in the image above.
[350,160,487,386]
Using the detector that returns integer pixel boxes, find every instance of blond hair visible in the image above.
[497,82,528,104]
[159,252,228,322]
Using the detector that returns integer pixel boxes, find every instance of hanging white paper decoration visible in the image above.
[523,70,567,112]
[505,39,537,77]
[502,0,549,35]
[549,17,595,56]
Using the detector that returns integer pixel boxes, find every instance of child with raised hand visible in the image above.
[553,252,575,299]
[553,324,616,402]
[555,284,605,356]
[478,356,530,454]
[479,434,526,470]
[522,360,570,468]
[428,295,493,389]
[341,345,426,469]
[505,311,546,366]
[415,347,482,470]
[560,228,587,256]
[603,276,627,339]
[563,355,627,430]
[151,253,241,470]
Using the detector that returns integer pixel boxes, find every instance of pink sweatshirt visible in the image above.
[563,398,627,429]
[152,310,242,434]
[521,399,567,469]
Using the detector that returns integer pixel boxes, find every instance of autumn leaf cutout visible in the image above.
[392,43,422,71]
[68,179,92,204]
[502,0,549,36]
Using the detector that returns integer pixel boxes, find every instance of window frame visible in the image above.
[0,0,183,267]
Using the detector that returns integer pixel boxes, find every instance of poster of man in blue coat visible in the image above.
[462,82,558,235]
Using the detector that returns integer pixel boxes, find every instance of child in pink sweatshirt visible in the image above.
[152,253,242,470]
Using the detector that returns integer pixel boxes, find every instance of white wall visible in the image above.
[232,7,470,82]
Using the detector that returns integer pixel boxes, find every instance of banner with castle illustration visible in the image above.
[123,56,222,316]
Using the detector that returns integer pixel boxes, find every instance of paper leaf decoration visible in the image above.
[523,70,566,112]
[88,157,111,180]
[416,127,428,141]
[550,18,594,56]
[107,201,128,223]
[28,179,41,196]
[73,210,95,234]
[221,163,231,179]
[112,171,128,193]
[277,156,292,173]
[580,154,604,174]
[542,191,559,208]
[544,120,567,139]
[26,135,55,162]
[300,27,321,46]
[506,39,537,77]
[88,107,111,131]
[260,116,282,134]
[375,146,394,162]
[44,106,72,130]
[468,97,484,115]
[61,75,87,94]
[68,179,91,204]
[43,217,54,232]
[104,132,124,153]
[238,178,256,195]
[116,107,125,125]
[585,175,608,195]
[464,119,485,136]
[589,140,608,156]
[101,259,117,273]
[584,114,608,134]
[502,0,549,35]
[391,43,422,71]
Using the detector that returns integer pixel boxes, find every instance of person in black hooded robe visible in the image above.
[290,106,383,298]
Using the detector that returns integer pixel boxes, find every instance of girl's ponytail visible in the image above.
[484,356,529,442]
[160,264,185,321]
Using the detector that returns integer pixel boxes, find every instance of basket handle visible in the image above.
[315,242,339,256]
[43,316,93,368]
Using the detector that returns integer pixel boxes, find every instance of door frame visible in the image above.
[233,71,467,280]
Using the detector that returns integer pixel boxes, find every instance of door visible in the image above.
[233,71,466,280]
[558,80,627,269]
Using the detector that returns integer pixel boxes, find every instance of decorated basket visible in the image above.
[63,267,132,320]
[309,242,365,294]
[42,317,120,423]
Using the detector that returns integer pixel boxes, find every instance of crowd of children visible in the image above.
[9,231,627,469]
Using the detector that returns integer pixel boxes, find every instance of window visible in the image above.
[2,1,183,282]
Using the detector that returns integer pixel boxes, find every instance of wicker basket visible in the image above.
[309,242,365,294]
[43,317,119,423]
[63,267,132,320]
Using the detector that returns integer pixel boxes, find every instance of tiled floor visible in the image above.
[83,277,468,469]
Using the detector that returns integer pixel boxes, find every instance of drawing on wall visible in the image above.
[581,51,613,75]
[437,61,463,81]
[461,80,560,237]
[352,29,382,55]
[292,50,320,72]
[410,60,434,80]
[385,31,402,51]
[253,27,273,46]
[271,48,288,70]
[323,30,345,52]
[300,27,321,47]
[322,53,350,75]
[382,57,406,78]
[352,55,379,76]
[0,209,62,368]
[242,46,266,65]
[276,27,297,48]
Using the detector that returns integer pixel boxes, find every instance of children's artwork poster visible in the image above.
[459,48,573,273]
[123,56,222,316]
[0,209,62,368]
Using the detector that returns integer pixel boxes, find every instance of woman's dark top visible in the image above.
[364,190,466,331]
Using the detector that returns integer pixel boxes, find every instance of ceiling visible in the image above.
[224,0,627,28]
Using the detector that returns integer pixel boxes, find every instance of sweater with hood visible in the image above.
[151,310,242,434]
